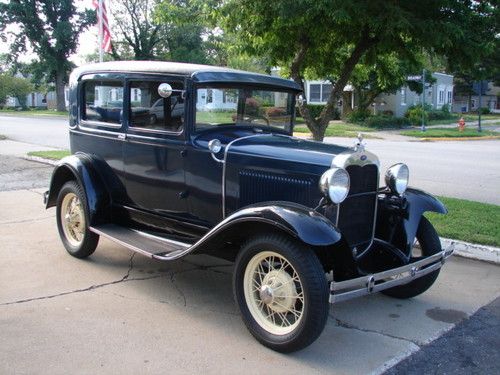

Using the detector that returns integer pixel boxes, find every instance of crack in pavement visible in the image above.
[331,315,421,347]
[0,215,53,225]
[0,254,233,308]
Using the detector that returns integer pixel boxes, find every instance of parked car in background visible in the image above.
[44,61,453,352]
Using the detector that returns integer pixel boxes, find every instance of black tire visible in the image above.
[56,181,99,258]
[233,234,329,353]
[382,217,441,299]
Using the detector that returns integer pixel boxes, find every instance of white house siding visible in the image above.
[375,72,454,117]
[196,88,237,111]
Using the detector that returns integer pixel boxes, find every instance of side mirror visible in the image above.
[158,83,173,98]
[297,94,305,106]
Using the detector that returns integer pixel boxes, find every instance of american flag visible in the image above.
[92,0,112,53]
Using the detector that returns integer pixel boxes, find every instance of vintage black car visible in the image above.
[44,61,453,353]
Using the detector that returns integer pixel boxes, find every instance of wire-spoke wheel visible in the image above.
[56,181,99,258]
[234,234,329,353]
[244,251,305,335]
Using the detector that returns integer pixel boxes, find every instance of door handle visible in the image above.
[118,133,127,140]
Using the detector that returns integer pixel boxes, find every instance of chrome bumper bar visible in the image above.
[329,246,454,303]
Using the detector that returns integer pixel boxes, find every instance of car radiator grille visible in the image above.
[239,170,314,207]
[337,164,378,251]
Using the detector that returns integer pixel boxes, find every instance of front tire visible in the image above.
[233,234,329,353]
[382,217,441,299]
[56,181,99,258]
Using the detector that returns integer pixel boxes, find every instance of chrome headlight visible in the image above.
[319,167,350,204]
[385,163,409,195]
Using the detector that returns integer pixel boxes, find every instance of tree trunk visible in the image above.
[55,71,66,112]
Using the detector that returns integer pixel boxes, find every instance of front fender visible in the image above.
[404,188,447,251]
[45,153,110,225]
[192,201,342,252]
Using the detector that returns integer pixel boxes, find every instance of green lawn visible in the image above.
[27,150,70,160]
[426,197,500,247]
[0,109,68,117]
[294,122,379,138]
[401,127,499,138]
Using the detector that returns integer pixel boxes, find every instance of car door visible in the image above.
[122,76,189,219]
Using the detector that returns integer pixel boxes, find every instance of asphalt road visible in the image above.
[0,114,70,149]
[1,114,499,204]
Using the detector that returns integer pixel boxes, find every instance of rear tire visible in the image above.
[233,234,329,353]
[56,181,99,258]
[382,217,441,299]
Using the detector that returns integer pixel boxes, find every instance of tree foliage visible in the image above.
[0,74,33,109]
[0,0,96,111]
[219,0,498,140]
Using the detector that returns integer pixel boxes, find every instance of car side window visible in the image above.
[82,80,123,125]
[129,81,184,132]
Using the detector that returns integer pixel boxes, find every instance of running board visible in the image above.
[89,224,191,260]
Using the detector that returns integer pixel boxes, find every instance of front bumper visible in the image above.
[330,246,454,303]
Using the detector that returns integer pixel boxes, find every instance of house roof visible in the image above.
[70,61,301,91]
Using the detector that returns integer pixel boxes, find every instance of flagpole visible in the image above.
[98,0,103,62]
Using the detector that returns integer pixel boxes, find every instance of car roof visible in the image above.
[71,61,301,91]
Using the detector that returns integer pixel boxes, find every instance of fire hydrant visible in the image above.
[458,117,466,132]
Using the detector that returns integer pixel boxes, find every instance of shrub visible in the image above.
[364,115,410,129]
[296,104,340,120]
[478,107,491,115]
[265,107,287,117]
[406,106,429,126]
[345,109,371,123]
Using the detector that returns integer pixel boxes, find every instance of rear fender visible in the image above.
[45,153,110,225]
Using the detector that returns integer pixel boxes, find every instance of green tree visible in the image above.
[0,1,96,111]
[220,0,498,141]
[108,0,167,60]
[0,73,33,109]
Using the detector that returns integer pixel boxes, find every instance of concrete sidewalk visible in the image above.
[1,189,499,374]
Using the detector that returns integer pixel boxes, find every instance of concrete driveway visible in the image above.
[1,188,499,374]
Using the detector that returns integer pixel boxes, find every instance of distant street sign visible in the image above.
[407,75,422,81]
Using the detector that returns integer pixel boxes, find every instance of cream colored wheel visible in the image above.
[60,192,85,247]
[56,181,99,258]
[244,251,305,335]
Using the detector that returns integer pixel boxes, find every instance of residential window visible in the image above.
[447,90,452,104]
[321,84,332,102]
[206,89,213,103]
[471,99,476,109]
[309,84,321,102]
[129,80,184,132]
[83,80,123,124]
[438,89,445,104]
[401,88,407,105]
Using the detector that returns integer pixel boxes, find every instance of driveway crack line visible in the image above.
[331,315,421,347]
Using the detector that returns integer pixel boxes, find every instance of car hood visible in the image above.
[226,134,351,169]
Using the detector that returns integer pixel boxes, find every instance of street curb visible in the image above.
[442,238,500,264]
[23,155,58,166]
[418,136,500,142]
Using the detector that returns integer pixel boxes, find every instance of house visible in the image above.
[302,72,454,117]
[452,81,499,113]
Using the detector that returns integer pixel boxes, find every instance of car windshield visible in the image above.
[195,86,295,132]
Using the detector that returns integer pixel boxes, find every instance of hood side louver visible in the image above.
[239,170,314,207]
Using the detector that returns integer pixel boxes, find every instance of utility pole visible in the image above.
[421,68,426,132]
[478,80,482,132]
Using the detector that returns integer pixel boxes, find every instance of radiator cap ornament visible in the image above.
[355,132,365,152]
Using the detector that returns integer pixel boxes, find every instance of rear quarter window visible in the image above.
[82,80,123,125]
